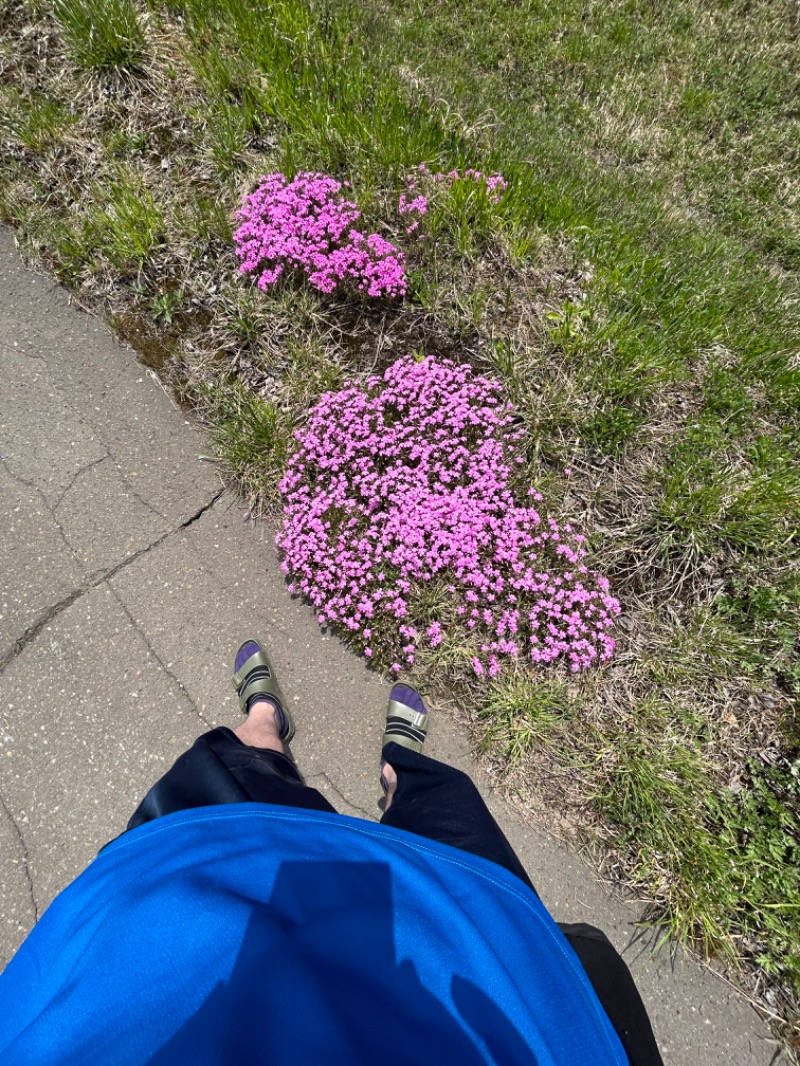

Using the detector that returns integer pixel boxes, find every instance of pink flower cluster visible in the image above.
[396,166,508,234]
[398,193,429,216]
[234,172,407,298]
[431,167,509,203]
[277,356,620,677]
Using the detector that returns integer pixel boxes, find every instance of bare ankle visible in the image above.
[382,762,398,812]
[234,700,284,752]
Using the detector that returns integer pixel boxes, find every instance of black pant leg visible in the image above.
[380,741,662,1063]
[127,727,336,832]
[559,923,664,1066]
[379,741,536,892]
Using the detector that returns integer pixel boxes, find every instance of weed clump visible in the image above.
[53,0,147,76]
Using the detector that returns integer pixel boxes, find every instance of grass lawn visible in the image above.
[1,0,798,1051]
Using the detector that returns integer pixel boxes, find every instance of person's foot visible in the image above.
[234,699,285,751]
[233,640,295,743]
[382,762,398,812]
[381,684,429,811]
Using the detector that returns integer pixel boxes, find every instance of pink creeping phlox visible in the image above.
[398,166,509,233]
[234,172,407,298]
[277,356,620,677]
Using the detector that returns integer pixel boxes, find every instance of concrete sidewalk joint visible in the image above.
[106,583,214,732]
[0,486,224,674]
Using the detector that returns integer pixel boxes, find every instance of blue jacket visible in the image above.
[0,805,626,1064]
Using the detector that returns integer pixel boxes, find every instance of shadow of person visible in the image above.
[149,860,539,1065]
[452,975,541,1065]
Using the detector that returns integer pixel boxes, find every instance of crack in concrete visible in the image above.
[116,472,170,524]
[0,455,88,572]
[0,487,226,674]
[0,338,46,363]
[2,444,196,561]
[106,583,213,733]
[51,454,111,513]
[306,771,375,820]
[0,790,39,922]
[48,449,170,527]
[103,442,173,525]
[1,342,172,527]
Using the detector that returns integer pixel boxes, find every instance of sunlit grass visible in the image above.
[52,0,147,75]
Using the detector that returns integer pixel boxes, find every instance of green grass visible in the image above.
[379,0,800,273]
[192,377,293,504]
[53,0,147,74]
[476,677,578,765]
[473,660,800,1018]
[0,89,76,151]
[1,0,799,1050]
[598,713,800,986]
[90,170,167,270]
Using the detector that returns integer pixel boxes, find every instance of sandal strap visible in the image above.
[382,699,428,752]
[382,732,425,753]
[239,676,283,706]
[233,650,270,690]
[387,700,428,731]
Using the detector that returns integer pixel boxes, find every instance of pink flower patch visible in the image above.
[235,172,406,299]
[277,356,620,674]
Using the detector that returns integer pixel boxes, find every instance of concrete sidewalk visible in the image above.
[0,226,781,1063]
